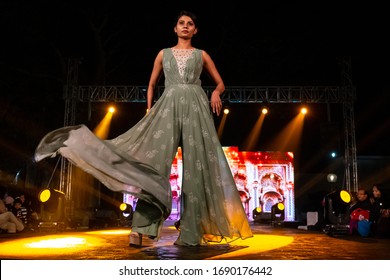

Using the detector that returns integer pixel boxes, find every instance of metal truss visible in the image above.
[60,58,358,198]
[67,85,354,104]
[62,84,358,193]
[59,59,78,199]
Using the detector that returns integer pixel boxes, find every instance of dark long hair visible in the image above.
[373,183,389,207]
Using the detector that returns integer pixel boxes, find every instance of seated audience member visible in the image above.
[17,193,38,225]
[350,188,372,213]
[348,191,358,212]
[4,195,14,211]
[370,183,390,238]
[0,197,24,233]
[12,197,28,225]
[349,188,372,236]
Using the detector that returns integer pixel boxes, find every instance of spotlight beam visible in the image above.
[243,113,266,150]
[268,111,305,152]
[93,108,115,139]
[217,109,229,139]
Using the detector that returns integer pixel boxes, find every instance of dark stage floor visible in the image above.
[1,220,389,260]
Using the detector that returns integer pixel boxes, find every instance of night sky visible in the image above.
[1,1,389,184]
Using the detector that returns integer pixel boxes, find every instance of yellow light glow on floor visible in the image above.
[165,228,294,259]
[0,234,105,258]
[86,229,131,235]
[206,234,294,259]
[0,229,293,259]
[25,237,86,248]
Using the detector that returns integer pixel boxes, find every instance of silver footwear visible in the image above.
[129,232,156,247]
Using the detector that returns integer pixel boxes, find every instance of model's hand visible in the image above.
[210,91,222,116]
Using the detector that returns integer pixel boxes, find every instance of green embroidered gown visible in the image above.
[35,48,253,245]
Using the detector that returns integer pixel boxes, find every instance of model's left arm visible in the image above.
[202,50,225,116]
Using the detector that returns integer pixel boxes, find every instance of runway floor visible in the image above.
[1,220,389,260]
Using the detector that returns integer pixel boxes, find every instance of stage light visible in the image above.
[261,107,268,115]
[252,207,262,220]
[252,207,271,224]
[119,203,133,217]
[119,203,133,226]
[37,188,66,232]
[327,173,337,183]
[108,106,115,113]
[38,188,65,212]
[38,188,51,203]
[271,202,285,226]
[223,108,230,114]
[300,107,308,114]
[323,189,351,236]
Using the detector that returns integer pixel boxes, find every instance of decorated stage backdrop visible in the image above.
[124,147,295,222]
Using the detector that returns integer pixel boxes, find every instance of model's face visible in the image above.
[175,15,197,38]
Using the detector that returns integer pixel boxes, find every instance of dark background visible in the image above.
[1,1,389,214]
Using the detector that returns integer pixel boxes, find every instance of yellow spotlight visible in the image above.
[119,203,133,226]
[108,106,115,113]
[223,108,229,114]
[38,189,51,203]
[276,202,285,211]
[340,190,351,203]
[37,188,65,207]
[119,203,131,212]
[323,189,352,235]
[261,107,268,115]
[37,188,66,230]
[300,107,308,114]
[119,203,133,218]
[325,189,352,207]
[271,202,285,226]
[252,207,263,223]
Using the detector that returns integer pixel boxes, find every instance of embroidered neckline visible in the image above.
[171,48,195,77]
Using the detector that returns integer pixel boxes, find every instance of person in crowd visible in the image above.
[12,197,28,225]
[349,188,372,213]
[16,193,39,229]
[370,183,390,238]
[4,194,14,211]
[349,191,357,209]
[0,196,24,233]
[348,188,372,235]
[34,10,253,246]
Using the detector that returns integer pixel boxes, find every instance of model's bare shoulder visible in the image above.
[201,50,213,65]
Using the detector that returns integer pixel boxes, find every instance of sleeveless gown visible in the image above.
[35,48,253,246]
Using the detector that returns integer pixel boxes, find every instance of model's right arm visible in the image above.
[147,50,164,111]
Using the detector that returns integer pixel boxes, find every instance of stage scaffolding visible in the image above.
[60,59,358,203]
